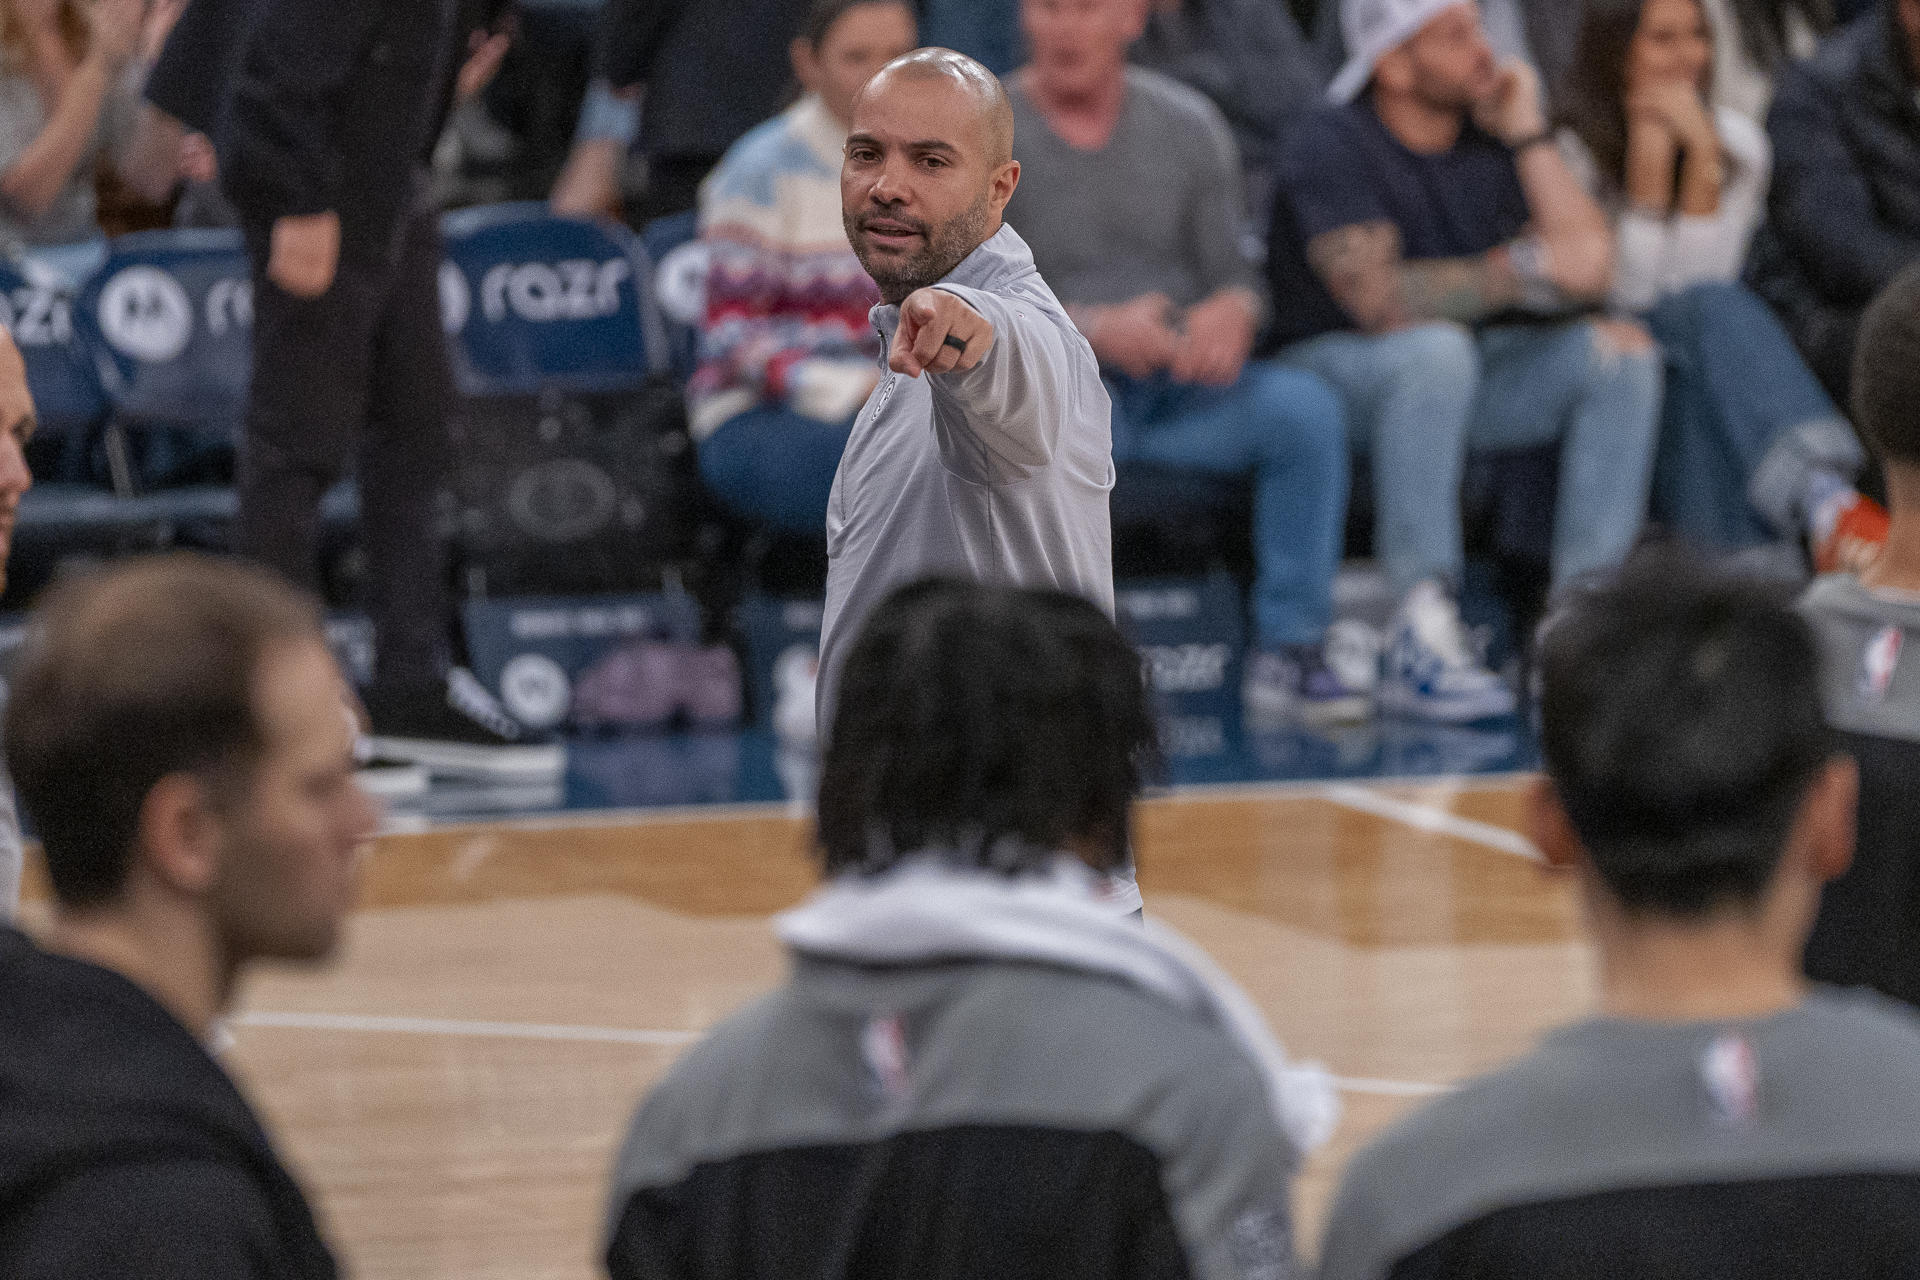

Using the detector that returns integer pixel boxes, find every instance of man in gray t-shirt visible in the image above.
[821,50,1114,733]
[1008,0,1362,726]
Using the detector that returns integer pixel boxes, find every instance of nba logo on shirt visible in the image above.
[1857,626,1904,705]
[1700,1034,1760,1130]
[861,1013,911,1102]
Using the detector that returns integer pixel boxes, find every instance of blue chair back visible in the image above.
[0,260,105,435]
[73,229,252,430]
[439,205,662,396]
[639,211,704,385]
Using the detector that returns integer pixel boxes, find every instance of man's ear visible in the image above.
[1528,776,1581,872]
[1795,756,1859,887]
[990,159,1021,214]
[134,773,224,899]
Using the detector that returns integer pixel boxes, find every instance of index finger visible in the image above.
[911,302,951,370]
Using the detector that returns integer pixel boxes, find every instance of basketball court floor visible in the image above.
[20,724,1586,1279]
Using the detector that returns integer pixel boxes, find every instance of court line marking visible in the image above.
[234,1010,703,1047]
[232,1010,1452,1098]
[1316,783,1542,862]
[402,772,1536,838]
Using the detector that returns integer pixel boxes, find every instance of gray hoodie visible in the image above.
[817,224,1116,728]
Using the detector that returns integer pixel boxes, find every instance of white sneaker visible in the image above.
[1378,581,1518,724]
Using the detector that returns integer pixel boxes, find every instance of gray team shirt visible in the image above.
[817,224,1115,725]
[1320,987,1920,1279]
[1800,573,1920,743]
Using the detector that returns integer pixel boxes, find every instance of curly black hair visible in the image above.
[817,579,1158,877]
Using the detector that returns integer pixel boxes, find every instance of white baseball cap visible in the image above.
[1328,0,1476,104]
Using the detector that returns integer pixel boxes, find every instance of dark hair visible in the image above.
[1538,547,1836,917]
[801,0,909,48]
[6,554,324,909]
[1557,0,1715,192]
[817,579,1157,877]
[1853,262,1920,468]
[1725,0,1832,71]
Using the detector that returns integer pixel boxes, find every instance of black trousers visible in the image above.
[240,208,452,692]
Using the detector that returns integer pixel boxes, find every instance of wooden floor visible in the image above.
[24,776,1596,1279]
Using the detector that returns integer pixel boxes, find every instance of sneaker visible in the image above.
[1378,581,1518,724]
[1244,644,1374,726]
[1813,492,1889,576]
[365,669,566,780]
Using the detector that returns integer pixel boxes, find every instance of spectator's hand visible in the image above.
[1088,293,1180,380]
[269,212,341,299]
[1627,80,1717,154]
[85,0,147,71]
[1537,232,1612,299]
[456,27,513,104]
[1473,58,1547,147]
[1172,292,1256,387]
[890,288,994,378]
[178,131,216,184]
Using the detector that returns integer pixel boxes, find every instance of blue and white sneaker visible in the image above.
[1245,644,1374,726]
[1378,581,1518,723]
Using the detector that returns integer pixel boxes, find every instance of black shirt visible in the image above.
[0,928,336,1280]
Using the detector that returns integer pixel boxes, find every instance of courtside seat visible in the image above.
[439,203,665,395]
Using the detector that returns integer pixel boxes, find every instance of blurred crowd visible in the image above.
[2,0,1914,733]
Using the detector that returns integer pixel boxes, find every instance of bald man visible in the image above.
[819,49,1116,735]
[0,331,32,920]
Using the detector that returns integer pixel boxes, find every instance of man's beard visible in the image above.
[846,194,994,304]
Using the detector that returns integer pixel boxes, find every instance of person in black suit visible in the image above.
[211,0,557,773]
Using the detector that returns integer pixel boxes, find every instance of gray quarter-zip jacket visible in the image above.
[817,223,1115,728]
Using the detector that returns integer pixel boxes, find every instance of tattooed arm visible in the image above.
[1305,221,1528,333]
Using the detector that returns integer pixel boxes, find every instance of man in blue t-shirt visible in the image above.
[1269,0,1662,724]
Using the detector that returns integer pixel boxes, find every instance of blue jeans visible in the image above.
[1108,363,1348,649]
[1285,320,1662,593]
[1644,281,1864,549]
[698,407,853,537]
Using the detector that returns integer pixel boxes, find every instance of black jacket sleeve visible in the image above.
[598,0,684,94]
[222,0,387,218]
[11,1159,281,1279]
[1767,59,1920,306]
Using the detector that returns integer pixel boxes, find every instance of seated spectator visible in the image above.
[0,0,146,267]
[1557,0,1880,569]
[690,0,916,537]
[0,554,374,1278]
[1316,0,1586,102]
[1801,264,1920,1010]
[1319,545,1920,1280]
[605,578,1334,1278]
[1129,0,1327,219]
[599,0,815,223]
[1270,0,1662,723]
[1749,2,1920,405]
[1010,0,1364,724]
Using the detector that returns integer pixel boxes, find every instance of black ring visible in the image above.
[942,334,969,353]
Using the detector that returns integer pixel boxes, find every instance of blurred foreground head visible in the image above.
[6,554,378,966]
[818,579,1156,877]
[1534,547,1854,922]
